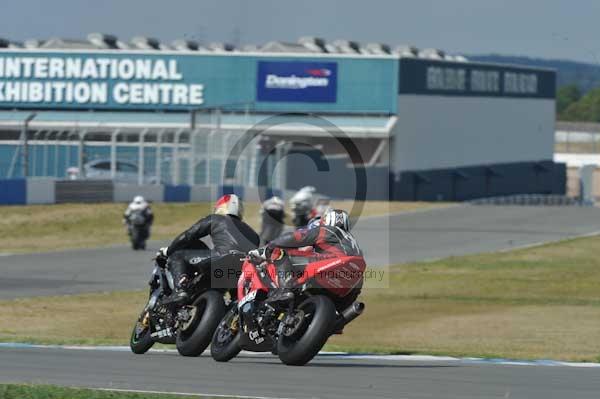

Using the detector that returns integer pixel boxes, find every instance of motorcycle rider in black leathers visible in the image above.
[259,195,286,245]
[157,194,260,304]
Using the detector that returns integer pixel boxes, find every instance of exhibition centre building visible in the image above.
[0,35,563,203]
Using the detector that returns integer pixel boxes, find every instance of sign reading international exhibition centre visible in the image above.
[0,54,204,108]
[256,61,337,103]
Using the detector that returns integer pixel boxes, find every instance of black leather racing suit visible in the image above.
[165,214,260,287]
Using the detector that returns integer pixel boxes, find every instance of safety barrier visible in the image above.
[0,178,26,205]
[470,194,584,206]
[0,160,569,205]
[0,180,293,205]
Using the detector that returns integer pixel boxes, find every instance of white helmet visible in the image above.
[133,195,145,204]
[214,194,244,219]
[290,186,316,208]
[263,196,285,212]
[321,209,350,232]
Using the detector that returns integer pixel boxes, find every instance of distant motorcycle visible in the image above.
[210,249,365,366]
[127,210,151,250]
[130,242,245,357]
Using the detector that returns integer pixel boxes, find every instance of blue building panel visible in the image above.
[0,178,26,204]
[164,184,190,202]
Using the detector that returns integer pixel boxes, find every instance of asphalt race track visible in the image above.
[353,204,600,266]
[0,346,599,399]
[3,205,600,299]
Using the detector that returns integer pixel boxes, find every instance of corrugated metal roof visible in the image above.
[0,111,395,138]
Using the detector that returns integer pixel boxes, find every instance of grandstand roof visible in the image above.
[0,33,468,61]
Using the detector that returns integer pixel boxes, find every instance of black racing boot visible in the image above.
[163,275,190,305]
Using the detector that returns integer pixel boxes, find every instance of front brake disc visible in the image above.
[282,309,305,337]
[179,306,198,331]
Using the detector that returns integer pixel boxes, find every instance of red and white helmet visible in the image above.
[214,194,244,219]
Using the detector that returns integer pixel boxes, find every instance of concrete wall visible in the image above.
[26,178,55,204]
[393,95,555,173]
[190,186,217,202]
[113,183,164,203]
[285,151,390,200]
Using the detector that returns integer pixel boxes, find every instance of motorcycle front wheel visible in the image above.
[176,290,226,357]
[210,307,242,362]
[277,295,336,366]
[129,309,154,354]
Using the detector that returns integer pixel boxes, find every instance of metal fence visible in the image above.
[0,109,285,191]
[555,130,600,154]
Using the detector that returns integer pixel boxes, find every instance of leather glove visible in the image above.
[248,247,267,264]
[155,247,169,267]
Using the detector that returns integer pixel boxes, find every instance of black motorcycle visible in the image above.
[129,243,244,357]
[128,210,150,250]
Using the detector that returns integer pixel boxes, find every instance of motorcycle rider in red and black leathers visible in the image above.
[157,194,260,304]
[249,209,361,304]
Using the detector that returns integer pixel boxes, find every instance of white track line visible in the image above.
[94,387,293,399]
[496,229,600,253]
[1,343,599,368]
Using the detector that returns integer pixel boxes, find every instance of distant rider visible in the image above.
[259,196,286,245]
[156,194,260,304]
[289,186,316,227]
[123,196,154,249]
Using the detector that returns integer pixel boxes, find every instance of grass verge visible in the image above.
[3,234,600,361]
[0,201,443,254]
[0,384,229,399]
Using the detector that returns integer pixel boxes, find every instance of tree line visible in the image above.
[557,85,600,122]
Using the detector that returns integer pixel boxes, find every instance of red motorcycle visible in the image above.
[210,248,366,366]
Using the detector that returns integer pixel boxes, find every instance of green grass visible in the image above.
[329,235,600,361]
[0,384,229,399]
[3,226,599,361]
[0,201,440,254]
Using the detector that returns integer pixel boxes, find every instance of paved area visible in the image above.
[1,347,599,399]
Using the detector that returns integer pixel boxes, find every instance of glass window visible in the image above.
[117,162,138,173]
[94,162,110,170]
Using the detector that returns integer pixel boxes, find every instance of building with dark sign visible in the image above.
[0,36,563,203]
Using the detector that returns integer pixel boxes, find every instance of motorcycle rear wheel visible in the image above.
[210,307,242,362]
[277,295,336,366]
[176,290,226,357]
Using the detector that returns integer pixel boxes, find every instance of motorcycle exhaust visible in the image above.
[335,301,365,331]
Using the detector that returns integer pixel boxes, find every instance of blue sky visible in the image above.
[4,0,600,63]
